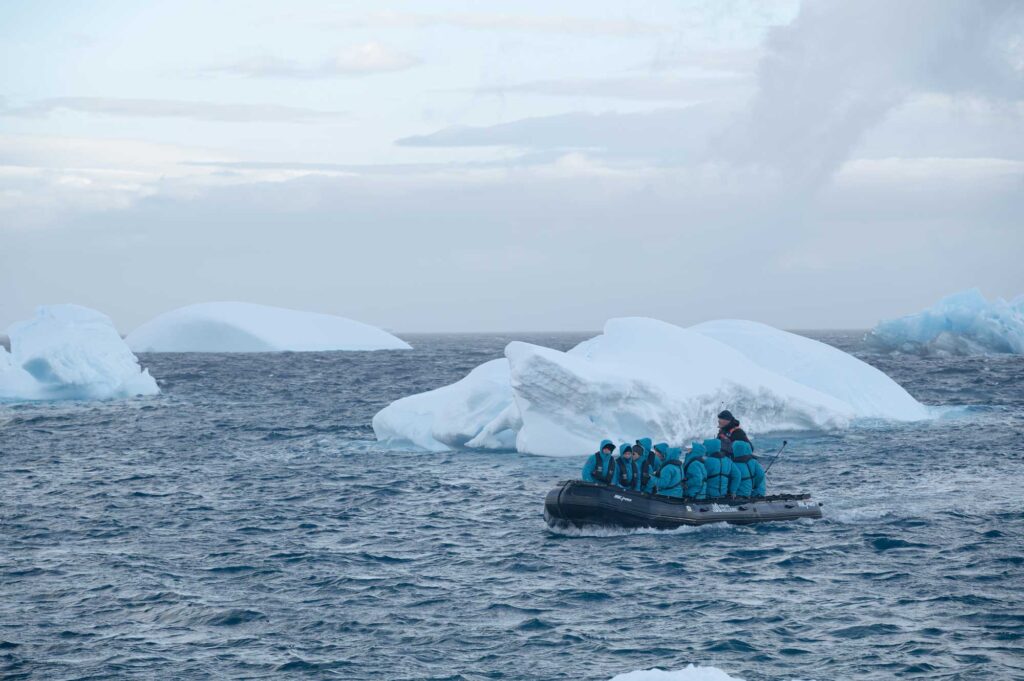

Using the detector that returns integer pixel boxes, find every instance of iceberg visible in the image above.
[373,317,928,457]
[0,304,159,402]
[610,666,744,681]
[867,289,1024,355]
[126,302,411,352]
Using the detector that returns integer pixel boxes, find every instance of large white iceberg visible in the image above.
[867,289,1024,355]
[0,304,159,402]
[373,317,928,457]
[126,302,411,352]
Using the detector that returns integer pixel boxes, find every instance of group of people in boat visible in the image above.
[580,410,766,500]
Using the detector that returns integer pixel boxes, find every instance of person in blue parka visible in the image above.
[652,446,684,498]
[730,440,766,497]
[614,443,638,490]
[582,440,616,484]
[703,438,742,498]
[634,438,658,493]
[682,442,708,499]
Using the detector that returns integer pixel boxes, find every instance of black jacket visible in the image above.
[718,419,752,454]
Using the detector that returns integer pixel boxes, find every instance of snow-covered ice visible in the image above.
[373,317,928,456]
[867,289,1024,355]
[126,302,411,352]
[609,665,744,681]
[371,358,517,452]
[0,305,159,402]
[693,319,926,419]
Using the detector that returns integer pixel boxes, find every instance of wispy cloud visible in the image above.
[643,48,762,74]
[396,107,725,163]
[203,42,420,79]
[467,75,752,102]
[332,11,669,36]
[0,97,348,123]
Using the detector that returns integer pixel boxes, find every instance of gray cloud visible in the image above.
[0,97,348,123]
[724,0,1024,190]
[396,106,726,163]
[395,96,1024,168]
[402,2,1024,177]
[2,163,1021,333]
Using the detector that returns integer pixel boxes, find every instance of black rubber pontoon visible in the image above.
[544,480,822,530]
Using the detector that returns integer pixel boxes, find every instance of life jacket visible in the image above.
[616,457,638,487]
[590,452,614,484]
[639,452,658,489]
[717,421,737,450]
[682,457,700,485]
[719,422,751,454]
[705,452,732,496]
[732,454,754,489]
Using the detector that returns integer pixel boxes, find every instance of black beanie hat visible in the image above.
[718,410,734,421]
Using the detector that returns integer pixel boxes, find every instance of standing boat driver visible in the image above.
[582,440,616,484]
[717,409,753,454]
[614,443,638,490]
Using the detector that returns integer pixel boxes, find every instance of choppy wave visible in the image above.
[1,332,1022,680]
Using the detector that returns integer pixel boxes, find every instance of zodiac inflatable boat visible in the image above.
[544,480,822,530]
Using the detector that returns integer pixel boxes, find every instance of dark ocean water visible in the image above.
[2,332,1023,681]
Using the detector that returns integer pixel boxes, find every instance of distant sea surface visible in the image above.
[2,332,1022,680]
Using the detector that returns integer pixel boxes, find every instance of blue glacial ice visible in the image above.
[867,289,1024,355]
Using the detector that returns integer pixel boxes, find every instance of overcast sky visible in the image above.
[1,0,1022,333]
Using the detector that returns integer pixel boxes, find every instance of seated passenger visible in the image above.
[730,441,766,497]
[581,440,616,484]
[649,442,670,492]
[702,438,742,499]
[682,442,708,499]
[634,437,657,493]
[614,443,638,490]
[652,446,684,498]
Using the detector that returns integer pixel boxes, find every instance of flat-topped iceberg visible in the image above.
[126,302,411,352]
[867,289,1024,355]
[373,317,928,456]
[0,304,159,402]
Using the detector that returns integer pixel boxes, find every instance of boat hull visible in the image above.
[544,480,822,530]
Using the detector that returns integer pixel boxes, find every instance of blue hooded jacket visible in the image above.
[614,443,638,489]
[582,439,616,484]
[702,438,742,498]
[682,442,708,499]
[635,438,658,493]
[653,446,684,498]
[731,441,766,497]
